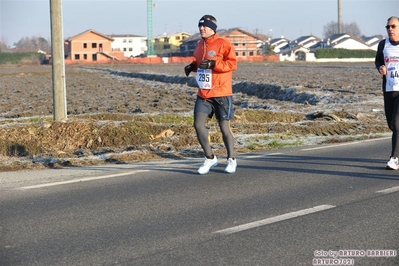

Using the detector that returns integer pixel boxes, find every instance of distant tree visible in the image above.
[14,37,29,49]
[253,32,274,55]
[13,36,51,52]
[323,21,362,38]
[323,21,339,37]
[0,37,8,52]
[264,45,275,55]
[345,22,361,38]
[37,37,51,52]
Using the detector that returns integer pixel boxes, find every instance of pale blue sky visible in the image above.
[0,0,397,46]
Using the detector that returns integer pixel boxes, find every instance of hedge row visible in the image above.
[315,48,376,59]
[0,52,46,64]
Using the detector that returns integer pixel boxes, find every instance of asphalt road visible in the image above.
[1,137,399,266]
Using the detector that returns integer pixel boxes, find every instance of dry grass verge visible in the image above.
[0,109,389,172]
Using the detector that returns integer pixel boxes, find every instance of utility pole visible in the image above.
[338,0,343,34]
[50,0,67,121]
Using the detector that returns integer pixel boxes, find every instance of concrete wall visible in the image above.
[311,58,375,62]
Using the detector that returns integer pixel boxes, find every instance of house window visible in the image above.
[175,36,181,40]
[128,39,132,43]
[74,54,80,60]
[249,51,254,56]
[92,43,97,48]
[234,43,238,46]
[123,39,126,43]
[242,52,246,56]
[235,52,238,56]
[129,48,133,51]
[92,54,97,61]
[83,43,87,48]
[84,54,87,60]
[242,43,246,46]
[123,48,127,52]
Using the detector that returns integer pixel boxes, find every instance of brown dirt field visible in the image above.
[0,61,390,171]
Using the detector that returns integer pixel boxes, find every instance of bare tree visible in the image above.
[323,21,339,37]
[0,37,8,52]
[14,37,31,50]
[13,36,51,52]
[323,21,362,38]
[345,22,361,38]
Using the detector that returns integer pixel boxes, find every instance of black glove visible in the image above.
[184,63,195,76]
[199,60,215,69]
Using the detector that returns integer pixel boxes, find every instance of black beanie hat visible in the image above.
[198,16,217,32]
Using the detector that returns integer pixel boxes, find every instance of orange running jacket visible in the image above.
[191,33,237,99]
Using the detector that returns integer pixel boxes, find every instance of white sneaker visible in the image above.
[198,156,218,174]
[386,157,399,170]
[224,158,237,173]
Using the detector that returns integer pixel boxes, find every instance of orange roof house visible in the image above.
[181,28,263,57]
[64,29,124,62]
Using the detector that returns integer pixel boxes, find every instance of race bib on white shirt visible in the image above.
[196,69,212,89]
[383,38,399,92]
[387,63,399,91]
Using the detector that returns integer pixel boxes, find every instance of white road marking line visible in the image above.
[302,137,390,151]
[17,170,149,190]
[267,153,283,156]
[376,186,399,194]
[214,204,336,235]
[243,155,264,158]
[243,153,282,159]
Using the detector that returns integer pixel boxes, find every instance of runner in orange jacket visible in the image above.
[184,14,238,175]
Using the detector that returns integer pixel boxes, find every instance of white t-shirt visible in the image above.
[383,38,399,92]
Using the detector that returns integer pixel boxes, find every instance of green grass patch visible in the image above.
[246,139,303,150]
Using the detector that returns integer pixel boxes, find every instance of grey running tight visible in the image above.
[194,112,235,158]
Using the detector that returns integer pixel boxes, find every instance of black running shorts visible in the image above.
[194,96,234,121]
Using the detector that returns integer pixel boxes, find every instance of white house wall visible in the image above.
[333,39,371,50]
[369,43,379,51]
[111,36,147,57]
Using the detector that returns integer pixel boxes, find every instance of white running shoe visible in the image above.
[198,156,218,174]
[224,158,237,173]
[386,157,399,170]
